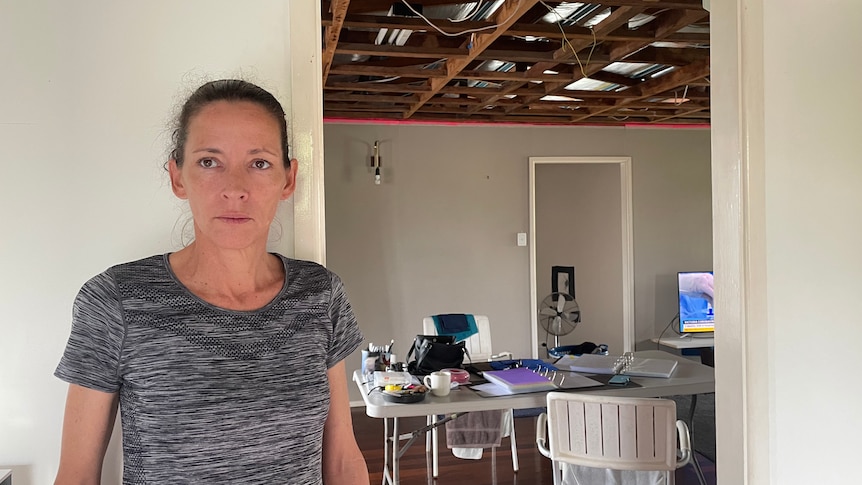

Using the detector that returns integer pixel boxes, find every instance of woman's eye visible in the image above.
[252,160,272,170]
[198,158,218,168]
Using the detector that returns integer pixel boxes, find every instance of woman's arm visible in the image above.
[322,361,370,485]
[55,384,119,485]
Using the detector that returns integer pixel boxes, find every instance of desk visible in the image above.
[652,335,714,350]
[354,350,715,484]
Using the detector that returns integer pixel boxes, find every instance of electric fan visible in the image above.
[538,292,581,357]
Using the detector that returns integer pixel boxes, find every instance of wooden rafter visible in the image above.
[465,6,643,115]
[322,0,351,82]
[570,56,711,122]
[322,14,709,44]
[500,8,709,114]
[404,0,541,118]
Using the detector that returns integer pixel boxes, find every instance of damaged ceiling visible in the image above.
[322,0,710,126]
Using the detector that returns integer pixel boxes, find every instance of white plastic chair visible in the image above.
[421,314,518,478]
[536,392,692,485]
[422,315,513,362]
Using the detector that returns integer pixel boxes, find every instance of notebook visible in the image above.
[481,367,557,393]
[557,354,679,378]
[479,367,603,395]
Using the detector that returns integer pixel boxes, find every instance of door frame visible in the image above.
[528,156,635,358]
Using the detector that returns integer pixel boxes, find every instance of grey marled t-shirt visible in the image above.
[55,254,364,484]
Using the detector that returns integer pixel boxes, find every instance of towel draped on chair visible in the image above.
[432,314,479,343]
[445,410,504,450]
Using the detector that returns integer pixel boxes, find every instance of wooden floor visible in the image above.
[352,409,552,485]
[352,408,716,485]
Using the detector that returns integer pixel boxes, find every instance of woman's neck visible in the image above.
[168,241,285,311]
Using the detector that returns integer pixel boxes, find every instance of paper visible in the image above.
[472,382,517,396]
[373,371,415,387]
[557,354,620,374]
[621,358,678,378]
[548,371,604,389]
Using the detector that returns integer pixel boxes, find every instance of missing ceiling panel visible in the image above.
[322,0,711,125]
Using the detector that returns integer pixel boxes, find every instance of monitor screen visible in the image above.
[677,271,714,333]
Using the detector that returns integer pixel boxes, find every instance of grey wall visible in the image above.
[322,123,712,402]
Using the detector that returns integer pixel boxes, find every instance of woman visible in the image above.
[54,80,369,484]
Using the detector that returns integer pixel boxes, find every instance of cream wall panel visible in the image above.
[712,1,862,483]
[0,1,317,483]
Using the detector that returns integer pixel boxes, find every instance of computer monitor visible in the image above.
[677,271,714,334]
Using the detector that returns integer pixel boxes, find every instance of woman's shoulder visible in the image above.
[275,253,329,274]
[274,254,344,287]
[84,254,170,287]
[107,253,168,274]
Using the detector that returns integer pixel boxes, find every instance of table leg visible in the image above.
[687,394,707,485]
[382,418,392,485]
[392,417,400,484]
[431,414,439,478]
[379,413,466,485]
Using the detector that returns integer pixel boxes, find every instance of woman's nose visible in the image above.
[222,170,249,200]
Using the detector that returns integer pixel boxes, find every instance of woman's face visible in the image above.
[169,100,297,250]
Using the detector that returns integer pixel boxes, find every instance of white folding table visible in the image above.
[354,350,715,485]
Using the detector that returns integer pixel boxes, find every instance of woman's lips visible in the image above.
[217,215,251,224]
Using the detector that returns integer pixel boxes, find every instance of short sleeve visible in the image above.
[54,270,125,393]
[326,272,364,368]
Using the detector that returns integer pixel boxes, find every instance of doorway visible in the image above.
[529,157,634,358]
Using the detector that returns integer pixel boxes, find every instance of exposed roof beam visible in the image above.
[322,0,350,83]
[525,6,645,76]
[624,46,710,66]
[404,0,541,118]
[320,0,711,125]
[571,55,710,121]
[334,42,470,59]
[324,93,419,103]
[504,8,709,114]
[610,8,709,59]
[325,82,433,94]
[322,14,708,44]
[328,64,448,79]
[471,5,644,114]
[650,105,709,123]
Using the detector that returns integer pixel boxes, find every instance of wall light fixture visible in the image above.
[370,140,382,185]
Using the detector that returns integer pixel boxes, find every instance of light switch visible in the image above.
[517,232,527,246]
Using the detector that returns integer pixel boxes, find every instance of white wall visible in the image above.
[323,122,712,403]
[0,2,323,484]
[712,1,862,483]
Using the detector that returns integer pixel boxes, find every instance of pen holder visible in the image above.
[361,350,394,379]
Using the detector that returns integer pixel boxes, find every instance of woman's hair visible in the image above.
[169,79,290,168]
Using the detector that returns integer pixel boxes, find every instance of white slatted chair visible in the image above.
[536,392,692,485]
[421,315,513,364]
[421,315,518,478]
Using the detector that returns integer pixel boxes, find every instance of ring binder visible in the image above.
[558,352,679,378]
[480,366,603,394]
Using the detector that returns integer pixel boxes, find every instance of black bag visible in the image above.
[406,335,466,375]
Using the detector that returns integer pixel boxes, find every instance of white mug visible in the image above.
[423,371,452,397]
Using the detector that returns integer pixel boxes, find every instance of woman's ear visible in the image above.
[168,159,188,199]
[281,159,299,200]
